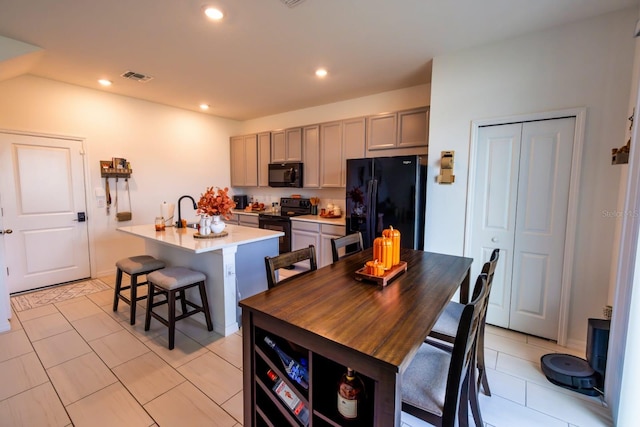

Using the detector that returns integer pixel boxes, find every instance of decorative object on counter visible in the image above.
[310,197,319,215]
[196,186,236,220]
[245,200,265,212]
[210,215,225,234]
[199,215,212,235]
[155,217,165,231]
[194,230,228,239]
[337,367,366,420]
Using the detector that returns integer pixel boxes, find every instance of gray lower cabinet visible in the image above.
[239,213,259,228]
[292,220,345,268]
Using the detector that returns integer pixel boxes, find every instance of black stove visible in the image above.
[258,198,312,254]
[259,197,312,218]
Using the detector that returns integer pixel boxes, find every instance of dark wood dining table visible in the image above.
[240,247,473,426]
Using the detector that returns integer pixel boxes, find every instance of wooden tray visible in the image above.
[354,261,407,286]
[320,213,342,219]
[194,231,228,239]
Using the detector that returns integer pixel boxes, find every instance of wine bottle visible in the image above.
[264,336,309,389]
[337,367,365,420]
[267,369,310,426]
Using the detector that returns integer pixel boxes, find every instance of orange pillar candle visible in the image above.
[373,236,393,270]
[383,226,401,266]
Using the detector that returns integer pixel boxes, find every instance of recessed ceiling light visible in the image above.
[204,7,224,20]
[200,104,210,110]
[98,79,112,86]
[315,68,328,78]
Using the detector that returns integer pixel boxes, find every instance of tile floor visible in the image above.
[0,275,613,426]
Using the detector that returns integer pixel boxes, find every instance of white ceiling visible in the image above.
[0,0,638,121]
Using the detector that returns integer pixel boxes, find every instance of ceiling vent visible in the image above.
[280,0,306,8]
[120,70,153,83]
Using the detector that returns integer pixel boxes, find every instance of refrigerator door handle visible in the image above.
[369,179,378,245]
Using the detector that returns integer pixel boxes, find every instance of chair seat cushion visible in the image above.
[430,301,464,339]
[116,255,165,275]
[147,267,206,290]
[401,342,450,417]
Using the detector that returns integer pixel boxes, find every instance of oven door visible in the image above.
[258,215,291,254]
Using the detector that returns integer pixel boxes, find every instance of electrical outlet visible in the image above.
[225,264,235,277]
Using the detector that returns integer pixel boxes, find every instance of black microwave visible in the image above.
[268,162,304,188]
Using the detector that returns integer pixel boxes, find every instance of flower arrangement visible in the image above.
[197,186,236,220]
[348,186,364,205]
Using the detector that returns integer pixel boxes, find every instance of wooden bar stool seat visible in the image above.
[144,267,213,350]
[113,255,166,325]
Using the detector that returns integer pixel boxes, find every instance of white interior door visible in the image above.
[471,123,521,328]
[471,117,575,340]
[509,118,575,339]
[0,132,90,294]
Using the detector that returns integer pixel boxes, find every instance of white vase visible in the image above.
[210,215,225,234]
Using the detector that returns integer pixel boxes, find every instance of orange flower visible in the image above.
[197,186,236,220]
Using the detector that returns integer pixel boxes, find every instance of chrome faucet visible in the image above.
[177,195,197,228]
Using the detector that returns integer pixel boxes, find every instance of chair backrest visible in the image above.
[442,273,489,425]
[470,248,500,301]
[264,245,318,289]
[331,232,364,263]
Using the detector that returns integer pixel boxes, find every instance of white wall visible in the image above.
[240,84,430,133]
[427,9,637,346]
[0,75,241,277]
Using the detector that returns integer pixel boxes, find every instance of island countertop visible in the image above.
[117,223,283,254]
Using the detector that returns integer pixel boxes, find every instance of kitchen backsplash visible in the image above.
[230,186,345,212]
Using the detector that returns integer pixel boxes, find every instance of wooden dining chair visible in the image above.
[264,245,318,289]
[330,232,364,263]
[402,273,489,427]
[426,248,499,426]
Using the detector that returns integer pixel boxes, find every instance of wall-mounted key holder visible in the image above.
[437,150,455,184]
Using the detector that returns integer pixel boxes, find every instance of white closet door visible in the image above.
[509,118,575,339]
[472,123,522,328]
[472,117,575,340]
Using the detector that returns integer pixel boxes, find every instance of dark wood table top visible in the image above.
[240,248,473,372]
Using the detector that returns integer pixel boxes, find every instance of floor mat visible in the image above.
[10,279,112,312]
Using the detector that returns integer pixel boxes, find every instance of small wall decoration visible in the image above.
[612,109,633,165]
[100,160,112,171]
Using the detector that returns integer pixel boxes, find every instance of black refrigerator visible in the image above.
[345,155,427,250]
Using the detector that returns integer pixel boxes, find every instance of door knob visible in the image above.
[491,237,498,243]
[0,229,13,235]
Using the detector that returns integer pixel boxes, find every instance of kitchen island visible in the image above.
[240,248,473,426]
[118,223,283,336]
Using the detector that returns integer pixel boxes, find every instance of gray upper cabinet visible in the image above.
[398,107,429,148]
[271,127,303,162]
[366,107,429,151]
[230,134,258,187]
[320,121,343,188]
[367,113,397,150]
[303,125,320,188]
[258,132,271,187]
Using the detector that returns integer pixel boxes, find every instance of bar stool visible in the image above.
[113,255,166,325]
[144,267,213,350]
